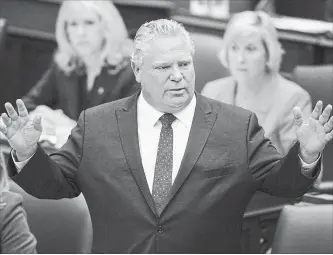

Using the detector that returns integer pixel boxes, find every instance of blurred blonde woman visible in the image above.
[202,11,311,156]
[23,0,138,121]
[0,165,37,253]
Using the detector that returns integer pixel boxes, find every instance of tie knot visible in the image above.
[160,113,176,127]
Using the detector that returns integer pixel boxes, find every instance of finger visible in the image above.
[319,104,332,125]
[1,113,12,127]
[16,99,29,118]
[33,115,43,132]
[325,130,333,143]
[293,106,303,127]
[0,123,7,136]
[324,116,333,133]
[311,101,323,120]
[4,102,19,121]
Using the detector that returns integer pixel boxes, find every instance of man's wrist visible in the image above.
[15,145,38,162]
[299,148,319,164]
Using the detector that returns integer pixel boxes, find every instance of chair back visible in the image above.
[272,204,333,253]
[0,17,7,55]
[190,32,230,92]
[9,181,92,254]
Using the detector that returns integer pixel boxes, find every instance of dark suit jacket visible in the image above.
[10,92,320,253]
[22,61,139,120]
[0,191,37,253]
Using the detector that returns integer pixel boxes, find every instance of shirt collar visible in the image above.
[173,94,196,128]
[137,92,196,128]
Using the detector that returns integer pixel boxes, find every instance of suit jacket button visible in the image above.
[157,226,164,234]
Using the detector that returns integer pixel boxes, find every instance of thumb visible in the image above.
[293,106,303,127]
[33,115,43,132]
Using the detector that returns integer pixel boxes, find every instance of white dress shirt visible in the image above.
[137,93,196,192]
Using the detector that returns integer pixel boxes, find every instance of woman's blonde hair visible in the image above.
[219,11,284,73]
[54,0,132,74]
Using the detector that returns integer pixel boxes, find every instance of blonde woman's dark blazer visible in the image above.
[22,61,139,120]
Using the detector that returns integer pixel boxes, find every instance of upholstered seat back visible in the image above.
[292,65,333,109]
[0,17,7,55]
[190,32,229,93]
[9,181,92,254]
[272,204,333,253]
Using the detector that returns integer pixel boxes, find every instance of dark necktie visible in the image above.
[152,113,176,215]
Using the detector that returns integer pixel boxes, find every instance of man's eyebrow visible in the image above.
[178,59,192,62]
[152,61,171,66]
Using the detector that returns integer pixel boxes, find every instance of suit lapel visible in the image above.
[160,93,217,214]
[116,92,157,216]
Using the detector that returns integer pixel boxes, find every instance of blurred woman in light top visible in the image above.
[202,11,311,156]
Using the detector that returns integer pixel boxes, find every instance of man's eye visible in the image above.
[156,66,170,70]
[180,62,190,67]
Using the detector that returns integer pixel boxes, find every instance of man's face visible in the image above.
[134,34,195,113]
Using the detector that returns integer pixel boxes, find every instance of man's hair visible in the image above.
[131,19,195,68]
[219,11,284,73]
[54,0,130,74]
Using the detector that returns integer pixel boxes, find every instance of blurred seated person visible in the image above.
[0,167,37,253]
[22,0,138,148]
[201,11,312,156]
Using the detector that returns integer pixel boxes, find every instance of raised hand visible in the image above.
[0,99,42,161]
[293,101,333,163]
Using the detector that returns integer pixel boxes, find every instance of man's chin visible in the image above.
[165,98,191,113]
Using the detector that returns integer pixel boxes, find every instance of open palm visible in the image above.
[0,99,42,157]
[294,101,333,161]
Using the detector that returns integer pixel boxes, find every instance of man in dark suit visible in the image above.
[1,19,333,253]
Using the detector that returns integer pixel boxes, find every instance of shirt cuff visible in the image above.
[298,153,321,177]
[11,150,35,172]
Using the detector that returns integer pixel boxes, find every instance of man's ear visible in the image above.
[131,63,142,83]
